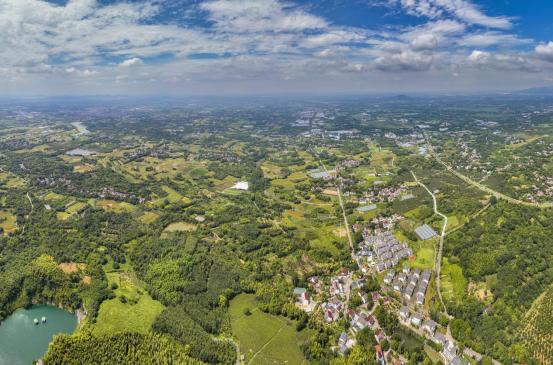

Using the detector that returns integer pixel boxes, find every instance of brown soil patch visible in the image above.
[468,282,492,302]
[59,262,86,274]
[82,275,92,285]
[333,227,347,238]
[322,189,339,196]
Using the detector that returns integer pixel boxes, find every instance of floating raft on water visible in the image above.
[41,316,47,323]
[33,318,39,325]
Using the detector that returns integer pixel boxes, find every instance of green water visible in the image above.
[0,305,77,365]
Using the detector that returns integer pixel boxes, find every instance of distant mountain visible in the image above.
[513,86,553,95]
[382,94,416,101]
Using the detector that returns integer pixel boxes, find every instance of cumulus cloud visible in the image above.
[466,50,538,72]
[119,58,143,67]
[410,34,439,51]
[374,49,435,72]
[467,50,491,63]
[536,42,553,62]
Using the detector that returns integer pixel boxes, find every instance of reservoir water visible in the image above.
[0,305,77,365]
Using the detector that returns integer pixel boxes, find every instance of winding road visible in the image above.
[425,138,553,209]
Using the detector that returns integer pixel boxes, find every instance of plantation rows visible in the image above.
[520,286,553,365]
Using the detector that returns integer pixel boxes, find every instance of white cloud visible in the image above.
[394,0,512,29]
[466,50,538,72]
[467,50,491,63]
[119,58,143,67]
[200,0,327,33]
[0,0,550,94]
[374,49,435,72]
[410,34,438,51]
[301,30,366,48]
[536,42,553,62]
[459,32,531,47]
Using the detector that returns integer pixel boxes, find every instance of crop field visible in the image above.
[520,286,553,365]
[229,294,310,365]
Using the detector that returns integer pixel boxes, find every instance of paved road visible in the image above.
[425,139,553,209]
[411,170,449,316]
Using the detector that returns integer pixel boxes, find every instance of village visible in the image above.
[293,222,463,365]
[292,156,463,365]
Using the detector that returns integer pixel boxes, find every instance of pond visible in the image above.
[0,305,77,365]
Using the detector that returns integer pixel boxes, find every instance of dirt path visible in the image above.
[22,192,34,233]
[445,203,491,236]
[247,322,287,365]
[411,170,448,315]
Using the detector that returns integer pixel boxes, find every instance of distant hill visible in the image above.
[513,86,553,95]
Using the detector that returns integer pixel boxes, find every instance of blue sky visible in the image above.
[1,0,552,95]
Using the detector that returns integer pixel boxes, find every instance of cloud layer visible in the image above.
[1,0,552,94]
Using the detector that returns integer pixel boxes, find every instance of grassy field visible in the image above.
[441,257,467,302]
[138,211,159,224]
[93,199,137,213]
[92,263,164,336]
[163,221,196,234]
[0,210,17,233]
[229,294,310,365]
[410,239,436,270]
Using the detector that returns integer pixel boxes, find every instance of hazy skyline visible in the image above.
[2,0,553,96]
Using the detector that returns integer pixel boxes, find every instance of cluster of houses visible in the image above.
[399,306,463,365]
[385,266,431,306]
[0,139,31,151]
[526,170,553,201]
[358,231,413,273]
[123,147,168,161]
[358,185,410,204]
[36,176,71,187]
[336,159,361,170]
[197,151,242,163]
[99,187,146,204]
[353,216,401,233]
[322,268,350,322]
[294,270,349,321]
